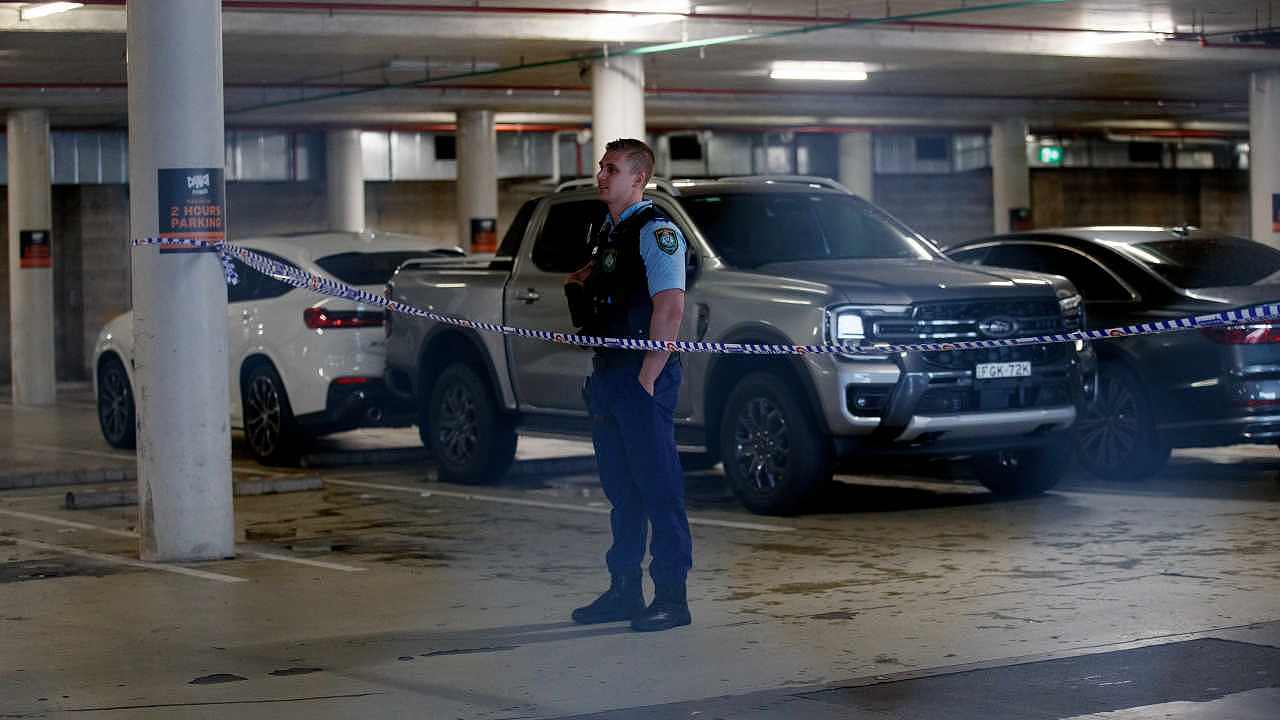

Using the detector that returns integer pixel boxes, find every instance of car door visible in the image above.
[227,252,299,427]
[505,197,603,412]
[980,242,1140,329]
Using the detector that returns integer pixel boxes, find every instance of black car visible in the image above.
[945,227,1280,480]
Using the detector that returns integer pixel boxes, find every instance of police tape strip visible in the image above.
[133,236,1280,356]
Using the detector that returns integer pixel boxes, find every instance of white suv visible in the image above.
[93,231,459,463]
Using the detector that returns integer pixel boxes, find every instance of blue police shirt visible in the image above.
[604,200,687,297]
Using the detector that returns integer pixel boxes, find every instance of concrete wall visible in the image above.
[0,170,1254,384]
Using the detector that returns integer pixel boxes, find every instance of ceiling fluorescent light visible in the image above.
[770,61,869,82]
[19,2,84,21]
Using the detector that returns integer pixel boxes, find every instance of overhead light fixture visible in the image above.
[18,2,84,21]
[770,61,870,82]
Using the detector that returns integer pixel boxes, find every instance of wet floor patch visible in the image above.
[0,559,125,583]
[188,674,248,685]
[267,667,323,677]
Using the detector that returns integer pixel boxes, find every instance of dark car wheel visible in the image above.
[1074,362,1170,481]
[974,442,1068,497]
[426,362,517,485]
[719,371,832,515]
[97,355,137,450]
[243,363,301,465]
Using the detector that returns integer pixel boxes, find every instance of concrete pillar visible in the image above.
[838,132,875,201]
[590,55,646,168]
[991,117,1032,234]
[326,129,365,233]
[1251,70,1280,248]
[455,109,499,252]
[127,0,234,562]
[5,110,56,407]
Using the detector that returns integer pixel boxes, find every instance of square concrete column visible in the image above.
[1251,70,1280,249]
[455,109,499,252]
[326,129,365,233]
[591,55,646,168]
[838,131,875,201]
[5,109,56,407]
[991,117,1031,234]
[127,0,234,562]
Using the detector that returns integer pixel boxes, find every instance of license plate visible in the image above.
[975,361,1032,380]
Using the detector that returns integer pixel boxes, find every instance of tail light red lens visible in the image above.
[303,308,383,329]
[332,376,373,385]
[1201,324,1280,345]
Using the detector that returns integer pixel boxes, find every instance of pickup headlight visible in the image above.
[834,312,865,341]
[1059,293,1085,333]
[826,305,909,359]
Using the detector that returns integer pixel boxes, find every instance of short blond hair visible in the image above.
[605,138,655,185]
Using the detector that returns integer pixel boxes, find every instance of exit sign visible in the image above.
[1039,146,1064,165]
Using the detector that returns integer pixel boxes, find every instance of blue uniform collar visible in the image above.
[605,199,654,230]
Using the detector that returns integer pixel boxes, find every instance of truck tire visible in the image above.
[1073,361,1169,481]
[973,442,1067,497]
[242,363,302,466]
[719,371,832,515]
[426,362,517,485]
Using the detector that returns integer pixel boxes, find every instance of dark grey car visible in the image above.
[946,227,1280,480]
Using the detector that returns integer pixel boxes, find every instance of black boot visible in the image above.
[631,577,691,632]
[571,573,645,625]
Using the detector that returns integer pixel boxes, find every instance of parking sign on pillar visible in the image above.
[1251,70,1280,249]
[456,110,498,252]
[992,117,1032,235]
[591,55,646,169]
[6,109,56,408]
[127,0,234,562]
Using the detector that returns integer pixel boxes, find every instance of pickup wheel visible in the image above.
[425,362,517,485]
[1073,362,1169,481]
[719,371,832,515]
[973,442,1068,497]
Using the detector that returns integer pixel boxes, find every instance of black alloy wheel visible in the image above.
[719,371,832,515]
[426,362,517,485]
[243,364,300,465]
[1073,362,1169,481]
[97,355,136,449]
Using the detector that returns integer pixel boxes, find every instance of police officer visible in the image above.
[565,138,692,632]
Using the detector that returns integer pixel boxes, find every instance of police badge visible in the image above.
[654,227,679,255]
[602,248,618,272]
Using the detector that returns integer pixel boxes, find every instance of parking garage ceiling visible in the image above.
[1,1,1279,132]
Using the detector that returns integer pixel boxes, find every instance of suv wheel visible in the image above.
[426,362,517,485]
[719,371,832,515]
[97,355,136,450]
[1074,362,1169,481]
[243,363,301,465]
[974,442,1067,496]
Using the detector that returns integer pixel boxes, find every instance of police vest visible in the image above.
[582,204,672,359]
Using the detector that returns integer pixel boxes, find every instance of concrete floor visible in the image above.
[2,387,1279,718]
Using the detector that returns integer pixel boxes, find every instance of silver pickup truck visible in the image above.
[385,177,1095,514]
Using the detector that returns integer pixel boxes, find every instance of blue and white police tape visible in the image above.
[133,236,1280,356]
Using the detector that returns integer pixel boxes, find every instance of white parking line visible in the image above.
[326,478,796,533]
[10,537,248,584]
[0,508,367,573]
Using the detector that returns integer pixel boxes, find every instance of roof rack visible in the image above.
[718,175,853,195]
[553,177,680,196]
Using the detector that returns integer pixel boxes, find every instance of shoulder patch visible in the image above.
[654,227,679,256]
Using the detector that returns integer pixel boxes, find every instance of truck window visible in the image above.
[531,199,605,273]
[496,199,538,261]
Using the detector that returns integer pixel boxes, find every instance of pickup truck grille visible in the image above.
[871,298,1075,370]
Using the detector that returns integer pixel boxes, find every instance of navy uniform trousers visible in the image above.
[585,357,693,589]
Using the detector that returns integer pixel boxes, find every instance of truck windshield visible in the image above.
[677,192,940,268]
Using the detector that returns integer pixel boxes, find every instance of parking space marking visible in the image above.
[326,478,796,533]
[10,537,248,584]
[0,508,368,573]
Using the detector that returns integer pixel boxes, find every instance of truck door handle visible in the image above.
[515,288,541,304]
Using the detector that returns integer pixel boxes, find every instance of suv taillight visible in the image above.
[1201,324,1280,345]
[303,308,383,329]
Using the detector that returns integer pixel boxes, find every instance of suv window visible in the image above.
[315,251,430,287]
[531,199,605,273]
[227,251,299,303]
[1125,236,1280,289]
[984,243,1131,301]
[677,192,936,268]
